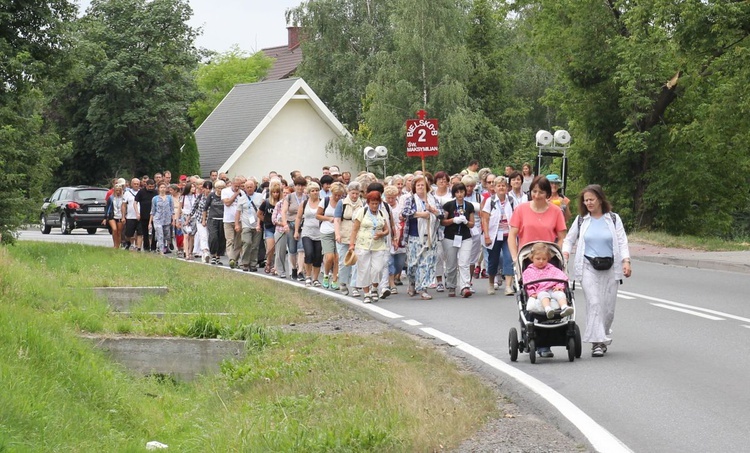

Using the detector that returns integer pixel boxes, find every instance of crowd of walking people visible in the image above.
[104,161,631,357]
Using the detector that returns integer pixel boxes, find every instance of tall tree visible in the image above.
[52,0,200,184]
[0,0,75,242]
[517,0,750,235]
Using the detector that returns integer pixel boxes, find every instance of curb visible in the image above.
[633,256,750,275]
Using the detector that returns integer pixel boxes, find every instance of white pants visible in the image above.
[442,237,473,290]
[355,249,387,289]
[195,222,209,254]
[581,260,618,344]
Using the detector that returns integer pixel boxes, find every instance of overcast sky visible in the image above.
[75,0,304,53]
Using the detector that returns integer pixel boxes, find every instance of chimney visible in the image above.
[287,26,300,50]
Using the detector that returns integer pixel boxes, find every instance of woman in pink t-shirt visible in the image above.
[507,176,567,359]
[508,176,567,259]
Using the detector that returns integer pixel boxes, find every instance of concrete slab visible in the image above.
[82,335,246,381]
[92,286,169,311]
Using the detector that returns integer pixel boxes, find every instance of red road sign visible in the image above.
[406,118,439,157]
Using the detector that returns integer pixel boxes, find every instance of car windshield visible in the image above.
[74,189,106,202]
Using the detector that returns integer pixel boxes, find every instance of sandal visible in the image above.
[363,295,372,304]
[419,292,432,300]
[407,286,417,297]
[312,280,321,287]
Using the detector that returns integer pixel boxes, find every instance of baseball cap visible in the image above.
[179,174,187,181]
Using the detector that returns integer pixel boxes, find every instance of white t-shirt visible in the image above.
[221,187,240,223]
[123,188,138,220]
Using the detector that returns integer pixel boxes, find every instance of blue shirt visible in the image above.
[584,216,614,257]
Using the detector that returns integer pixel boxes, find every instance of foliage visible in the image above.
[50,0,201,185]
[188,46,272,129]
[0,0,75,242]
[516,0,750,236]
[178,131,201,176]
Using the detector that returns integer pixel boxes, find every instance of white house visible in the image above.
[195,78,357,180]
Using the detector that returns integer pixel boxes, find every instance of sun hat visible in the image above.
[546,174,562,184]
[344,249,358,266]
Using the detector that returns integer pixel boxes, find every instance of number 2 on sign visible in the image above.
[418,129,427,142]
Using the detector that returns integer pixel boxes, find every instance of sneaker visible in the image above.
[249,267,258,272]
[436,283,445,292]
[322,275,330,289]
[340,284,349,296]
[487,287,496,295]
[592,344,604,357]
[560,306,574,317]
[379,287,390,300]
[505,286,514,296]
[278,273,286,279]
[494,281,500,290]
[546,308,555,319]
[461,287,472,298]
[241,266,249,272]
[395,279,403,286]
[390,286,398,294]
[448,288,456,297]
[229,259,237,269]
[539,348,554,358]
[351,288,361,297]
[429,282,437,289]
[330,281,340,291]
[305,278,312,287]
[203,253,210,264]
[363,294,372,304]
[291,269,298,280]
[297,272,305,282]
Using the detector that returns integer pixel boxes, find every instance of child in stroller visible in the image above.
[508,240,581,363]
[522,243,574,319]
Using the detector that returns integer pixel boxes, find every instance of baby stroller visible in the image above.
[508,241,582,363]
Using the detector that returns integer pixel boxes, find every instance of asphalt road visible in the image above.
[18,228,750,452]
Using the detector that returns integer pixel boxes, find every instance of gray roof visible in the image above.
[261,44,303,80]
[196,78,299,175]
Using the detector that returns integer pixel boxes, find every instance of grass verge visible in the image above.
[0,242,497,451]
[629,231,750,251]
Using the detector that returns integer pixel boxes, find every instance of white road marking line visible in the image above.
[421,327,461,346]
[617,294,636,300]
[650,303,725,320]
[403,319,422,326]
[456,340,632,453]
[620,290,750,323]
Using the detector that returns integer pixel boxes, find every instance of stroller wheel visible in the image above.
[567,337,576,362]
[508,328,519,362]
[574,324,582,358]
[528,339,536,364]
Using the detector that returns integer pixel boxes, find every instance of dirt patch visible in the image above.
[280,313,391,335]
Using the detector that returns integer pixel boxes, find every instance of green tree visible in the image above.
[189,46,272,128]
[517,0,750,236]
[51,0,200,184]
[0,0,75,241]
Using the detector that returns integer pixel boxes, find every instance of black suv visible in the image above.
[40,186,109,234]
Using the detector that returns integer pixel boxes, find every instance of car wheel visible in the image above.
[87,228,97,235]
[41,215,51,234]
[61,214,71,235]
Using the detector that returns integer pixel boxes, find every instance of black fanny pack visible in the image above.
[585,256,614,270]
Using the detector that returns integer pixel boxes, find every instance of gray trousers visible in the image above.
[240,227,262,268]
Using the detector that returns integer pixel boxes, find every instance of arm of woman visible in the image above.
[562,215,579,260]
[467,211,475,229]
[280,197,289,226]
[315,205,327,222]
[349,219,360,250]
[508,227,519,262]
[294,207,303,240]
[615,213,632,277]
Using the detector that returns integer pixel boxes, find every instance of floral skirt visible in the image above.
[407,236,436,292]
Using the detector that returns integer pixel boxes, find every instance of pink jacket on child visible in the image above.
[522,263,567,296]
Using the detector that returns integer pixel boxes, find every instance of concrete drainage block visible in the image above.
[92,286,169,311]
[82,335,246,381]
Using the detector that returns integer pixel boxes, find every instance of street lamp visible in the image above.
[364,145,388,177]
[535,129,571,194]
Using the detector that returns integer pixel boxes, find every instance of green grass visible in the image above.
[629,231,750,251]
[0,242,498,451]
